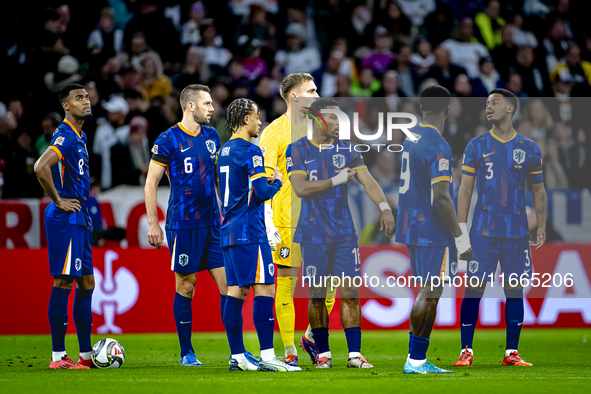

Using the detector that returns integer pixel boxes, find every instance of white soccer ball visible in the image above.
[91,338,125,369]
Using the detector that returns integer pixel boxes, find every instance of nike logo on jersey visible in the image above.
[282,303,290,306]
[180,321,192,324]
[483,152,494,157]
[462,323,473,327]
[517,322,523,326]
[304,159,316,164]
[181,147,191,152]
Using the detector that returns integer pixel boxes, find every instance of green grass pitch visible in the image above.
[1,329,589,393]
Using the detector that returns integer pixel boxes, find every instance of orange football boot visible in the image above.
[49,357,90,369]
[77,357,94,368]
[502,351,533,366]
[454,346,473,367]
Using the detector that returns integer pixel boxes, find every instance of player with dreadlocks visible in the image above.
[217,98,301,372]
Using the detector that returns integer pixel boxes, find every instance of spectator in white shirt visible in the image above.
[442,17,489,78]
[274,23,321,75]
[181,1,206,46]
[93,96,130,190]
[87,8,124,55]
[195,20,232,69]
[396,0,436,27]
[511,12,538,48]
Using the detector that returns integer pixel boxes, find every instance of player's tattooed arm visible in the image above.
[355,168,395,237]
[34,148,81,213]
[531,182,547,249]
[433,181,472,261]
[145,161,166,249]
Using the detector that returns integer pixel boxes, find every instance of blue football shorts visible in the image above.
[301,240,361,280]
[406,244,458,282]
[46,220,93,277]
[223,243,274,288]
[166,227,224,273]
[467,235,532,281]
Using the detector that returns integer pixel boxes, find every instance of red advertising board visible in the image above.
[1,245,590,335]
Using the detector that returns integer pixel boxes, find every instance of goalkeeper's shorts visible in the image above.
[272,227,302,268]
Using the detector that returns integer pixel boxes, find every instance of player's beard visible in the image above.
[75,111,93,121]
[193,110,210,125]
[488,116,504,127]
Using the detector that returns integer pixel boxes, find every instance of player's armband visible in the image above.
[431,175,451,183]
[350,157,367,171]
[528,161,544,184]
[461,165,476,176]
[151,154,169,167]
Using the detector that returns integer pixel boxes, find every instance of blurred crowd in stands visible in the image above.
[0,0,590,241]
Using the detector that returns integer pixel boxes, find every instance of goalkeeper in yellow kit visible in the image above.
[259,73,335,366]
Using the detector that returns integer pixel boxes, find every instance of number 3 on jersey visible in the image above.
[485,162,493,180]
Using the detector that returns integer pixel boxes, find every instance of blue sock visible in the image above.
[73,288,93,352]
[460,288,483,349]
[408,332,413,355]
[253,296,275,351]
[173,292,193,357]
[410,335,430,361]
[504,288,524,350]
[224,296,245,355]
[48,287,71,352]
[311,327,330,354]
[220,294,227,327]
[344,327,361,353]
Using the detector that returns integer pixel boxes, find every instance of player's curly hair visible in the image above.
[490,88,518,117]
[225,98,259,134]
[305,97,338,125]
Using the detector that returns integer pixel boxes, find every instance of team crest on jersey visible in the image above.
[280,247,290,259]
[261,146,266,155]
[332,154,345,169]
[206,140,216,154]
[438,158,449,171]
[513,149,526,165]
[468,260,479,274]
[55,136,65,146]
[268,263,275,276]
[286,157,293,169]
[179,254,189,267]
[306,265,317,277]
[75,258,81,271]
[253,155,263,167]
[450,261,458,275]
[221,147,230,156]
[152,144,158,154]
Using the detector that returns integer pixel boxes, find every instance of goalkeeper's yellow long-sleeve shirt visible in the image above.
[259,114,307,229]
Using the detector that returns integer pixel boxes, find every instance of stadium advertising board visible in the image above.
[1,244,589,335]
